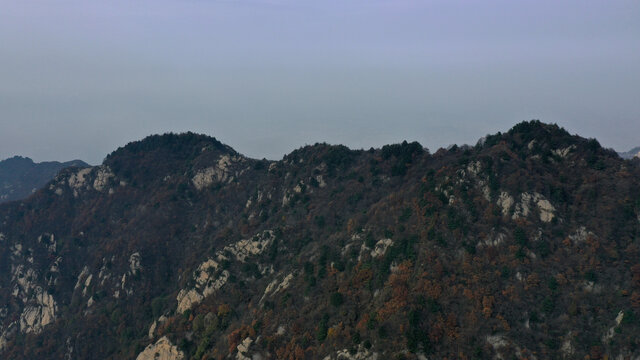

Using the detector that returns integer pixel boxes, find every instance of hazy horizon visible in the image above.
[1,0,639,164]
[0,120,636,166]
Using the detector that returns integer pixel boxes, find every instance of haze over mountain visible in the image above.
[0,156,89,203]
[619,147,640,160]
[0,121,639,359]
[1,1,639,164]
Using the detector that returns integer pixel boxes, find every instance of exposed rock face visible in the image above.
[192,155,244,190]
[82,274,93,297]
[12,264,39,301]
[486,334,508,349]
[74,266,90,291]
[68,168,92,195]
[224,230,275,262]
[497,192,514,216]
[561,337,575,358]
[323,347,379,360]
[235,337,253,360]
[38,233,56,253]
[176,230,275,313]
[370,238,393,258]
[129,252,142,275]
[536,197,556,222]
[63,165,122,197]
[261,273,295,303]
[569,226,594,245]
[148,315,168,340]
[19,289,57,334]
[478,231,506,248]
[603,311,625,342]
[552,145,575,158]
[92,167,115,192]
[316,175,327,188]
[466,160,482,176]
[136,336,184,360]
[512,192,556,222]
[176,259,229,314]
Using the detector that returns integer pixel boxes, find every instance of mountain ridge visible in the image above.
[0,156,89,204]
[1,121,639,359]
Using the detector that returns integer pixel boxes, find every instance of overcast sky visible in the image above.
[1,0,639,164]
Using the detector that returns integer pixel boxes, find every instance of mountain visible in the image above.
[1,122,640,359]
[0,156,89,203]
[619,147,640,160]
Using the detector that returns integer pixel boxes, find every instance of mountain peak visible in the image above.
[102,132,241,186]
[105,132,235,161]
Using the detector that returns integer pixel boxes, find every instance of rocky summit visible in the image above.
[1,121,640,359]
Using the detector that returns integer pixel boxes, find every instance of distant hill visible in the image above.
[1,123,640,359]
[619,147,640,160]
[0,156,89,203]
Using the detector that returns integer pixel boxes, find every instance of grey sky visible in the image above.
[1,0,639,164]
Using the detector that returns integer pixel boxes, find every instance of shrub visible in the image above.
[330,292,344,307]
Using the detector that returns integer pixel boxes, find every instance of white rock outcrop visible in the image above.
[223,230,275,262]
[569,226,594,245]
[260,273,294,303]
[583,280,603,294]
[497,192,514,216]
[192,155,243,190]
[236,337,253,360]
[552,145,575,158]
[19,289,57,334]
[68,168,92,191]
[370,239,393,258]
[82,274,93,297]
[561,338,575,358]
[486,334,508,349]
[148,315,168,339]
[316,175,327,188]
[512,192,556,222]
[536,198,556,222]
[136,336,185,360]
[75,266,90,291]
[478,232,506,248]
[176,230,275,313]
[176,259,229,313]
[93,167,115,192]
[37,233,56,253]
[12,265,39,300]
[129,252,142,275]
[466,161,482,176]
[324,347,379,360]
[602,311,624,342]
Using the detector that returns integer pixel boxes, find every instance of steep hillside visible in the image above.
[0,156,89,203]
[0,123,639,359]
